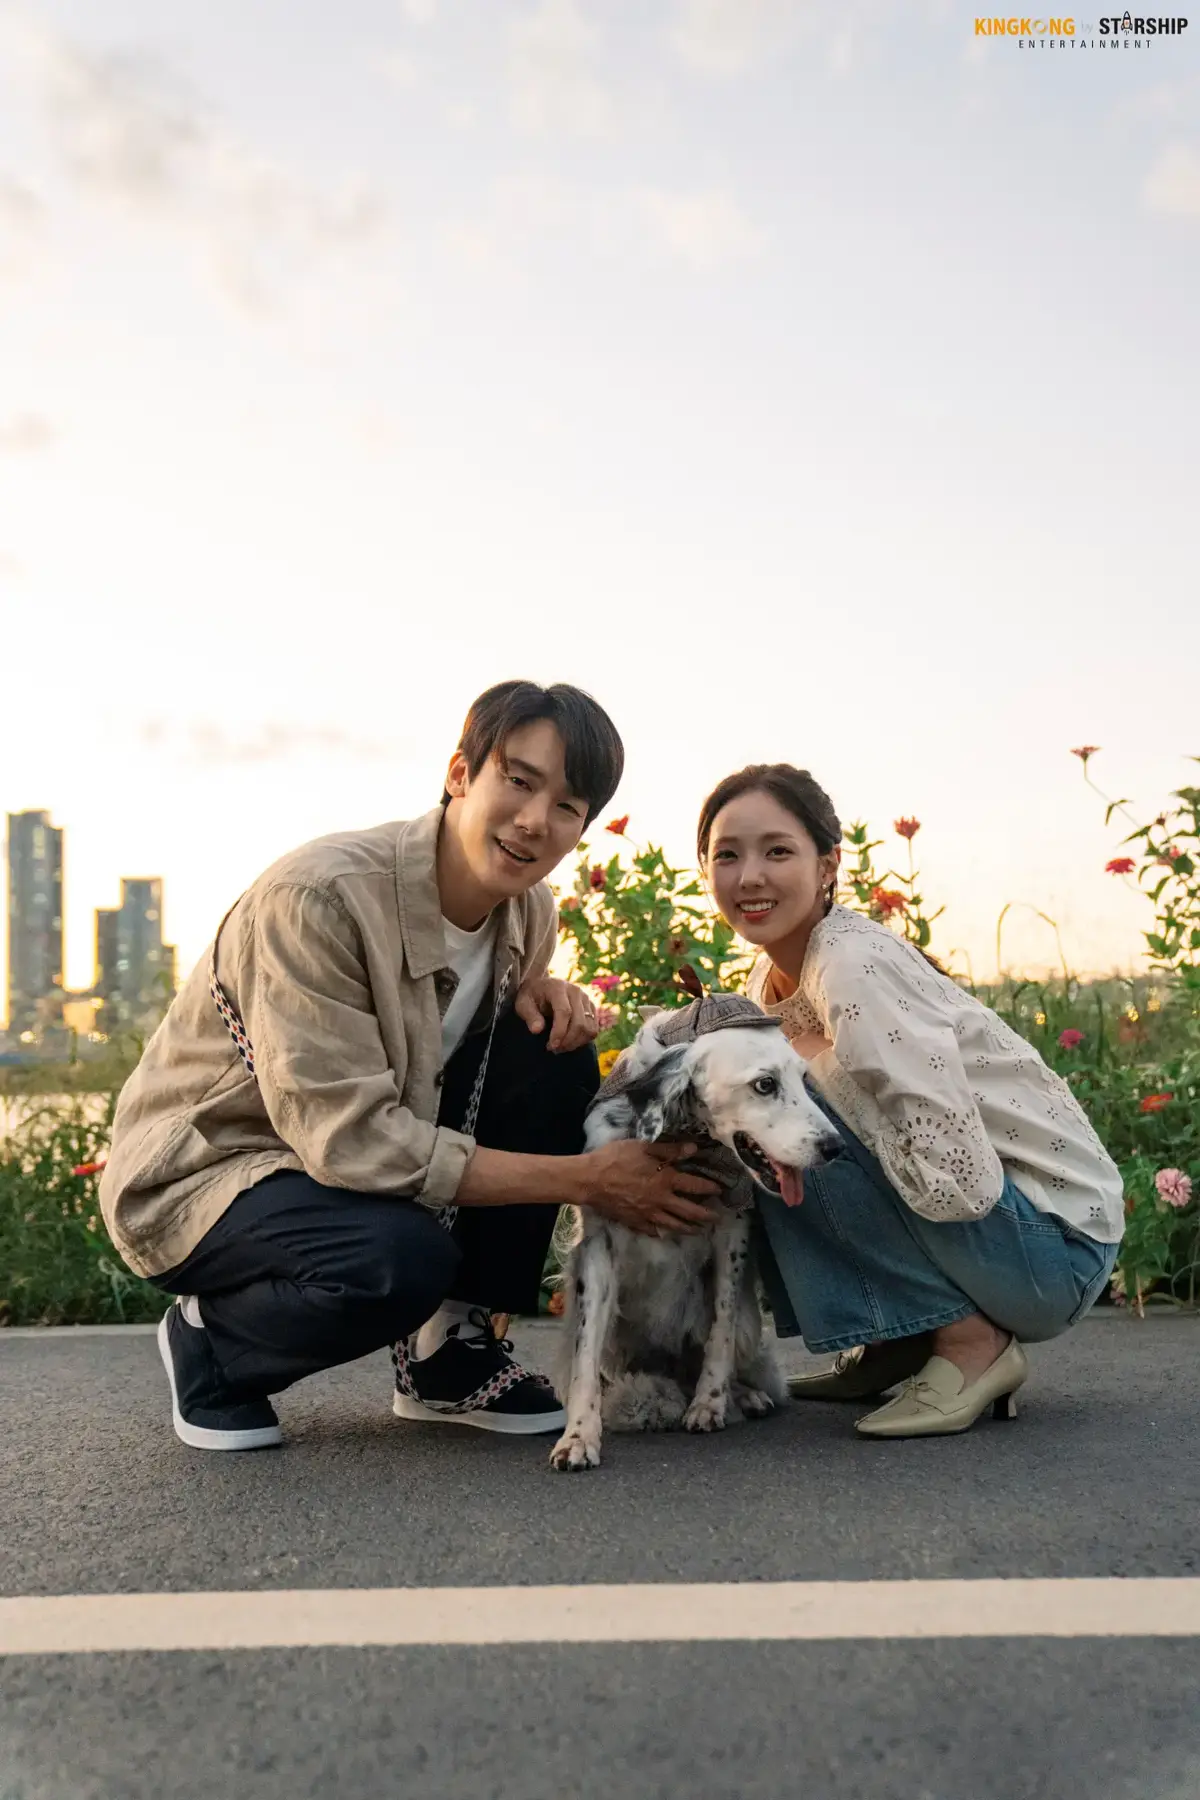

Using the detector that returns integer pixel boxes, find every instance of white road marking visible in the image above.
[1,1580,1197,1656]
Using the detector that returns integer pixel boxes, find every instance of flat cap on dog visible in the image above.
[596,994,782,1195]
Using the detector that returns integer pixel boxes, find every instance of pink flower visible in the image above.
[606,815,630,836]
[596,1005,617,1031]
[1071,745,1101,762]
[589,865,606,891]
[591,973,620,994]
[1160,846,1182,863]
[1105,857,1136,876]
[894,817,921,840]
[1155,1168,1193,1209]
[1058,1028,1084,1049]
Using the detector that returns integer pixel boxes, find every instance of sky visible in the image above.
[2,0,1198,1016]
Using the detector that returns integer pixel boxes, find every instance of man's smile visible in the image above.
[496,836,537,866]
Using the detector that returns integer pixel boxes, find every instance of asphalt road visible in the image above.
[2,1312,1198,1800]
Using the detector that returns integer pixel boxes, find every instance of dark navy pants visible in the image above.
[152,1011,598,1398]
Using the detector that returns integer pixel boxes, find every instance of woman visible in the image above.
[697,763,1123,1439]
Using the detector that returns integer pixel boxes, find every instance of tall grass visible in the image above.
[0,1095,170,1327]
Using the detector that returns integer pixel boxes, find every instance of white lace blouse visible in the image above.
[746,906,1124,1244]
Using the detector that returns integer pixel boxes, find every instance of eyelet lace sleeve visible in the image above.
[820,940,1005,1223]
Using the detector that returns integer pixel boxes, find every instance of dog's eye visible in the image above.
[751,1076,779,1097]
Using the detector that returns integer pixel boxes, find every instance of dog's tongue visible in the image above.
[772,1161,804,1208]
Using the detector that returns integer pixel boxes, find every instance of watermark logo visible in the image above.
[973,13,1188,43]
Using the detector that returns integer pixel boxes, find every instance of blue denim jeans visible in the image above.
[754,1092,1119,1353]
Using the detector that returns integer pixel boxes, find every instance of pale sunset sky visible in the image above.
[2,0,1198,1015]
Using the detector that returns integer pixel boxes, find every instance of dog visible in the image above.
[549,994,840,1472]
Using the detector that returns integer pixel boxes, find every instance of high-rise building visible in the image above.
[5,810,64,1036]
[94,877,176,1028]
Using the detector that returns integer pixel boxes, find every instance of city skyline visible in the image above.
[3,809,174,1037]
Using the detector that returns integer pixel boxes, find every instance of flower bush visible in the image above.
[840,817,943,951]
[1077,747,1200,991]
[557,819,750,1057]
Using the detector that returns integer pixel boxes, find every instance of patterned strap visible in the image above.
[434,964,511,1232]
[210,956,256,1076]
[207,946,513,1236]
[390,1332,554,1414]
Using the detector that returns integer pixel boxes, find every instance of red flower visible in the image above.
[894,817,921,840]
[589,865,606,890]
[1105,857,1136,876]
[606,815,629,836]
[71,1158,107,1177]
[559,895,581,914]
[1140,1092,1174,1114]
[1160,846,1182,862]
[1071,745,1101,762]
[1058,1028,1084,1050]
[870,886,907,916]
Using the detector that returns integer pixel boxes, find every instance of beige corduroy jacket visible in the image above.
[99,806,558,1278]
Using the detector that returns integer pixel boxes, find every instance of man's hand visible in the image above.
[576,1140,721,1236]
[514,975,599,1053]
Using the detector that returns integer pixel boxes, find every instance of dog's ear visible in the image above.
[624,1046,697,1143]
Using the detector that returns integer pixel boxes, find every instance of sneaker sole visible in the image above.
[392,1392,567,1435]
[157,1313,283,1452]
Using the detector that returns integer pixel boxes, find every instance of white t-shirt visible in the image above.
[747,905,1124,1244]
[440,913,498,1062]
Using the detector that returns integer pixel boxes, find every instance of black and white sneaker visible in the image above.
[392,1309,566,1435]
[157,1300,282,1452]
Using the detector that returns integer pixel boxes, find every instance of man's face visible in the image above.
[445,718,588,897]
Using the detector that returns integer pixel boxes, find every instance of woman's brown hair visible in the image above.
[696,763,842,866]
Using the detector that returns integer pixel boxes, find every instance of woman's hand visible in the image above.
[514,976,598,1053]
[576,1140,720,1236]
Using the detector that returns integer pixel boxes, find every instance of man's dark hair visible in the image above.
[445,680,624,826]
[696,763,841,864]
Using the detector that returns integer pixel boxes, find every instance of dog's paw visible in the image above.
[549,1431,602,1471]
[734,1383,776,1419]
[683,1392,729,1433]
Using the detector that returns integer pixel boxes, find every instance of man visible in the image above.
[100,680,719,1451]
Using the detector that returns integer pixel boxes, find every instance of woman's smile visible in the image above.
[736,896,778,922]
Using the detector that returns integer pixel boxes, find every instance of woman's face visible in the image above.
[706,789,839,951]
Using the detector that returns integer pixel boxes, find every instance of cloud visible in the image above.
[1112,75,1200,126]
[21,30,387,317]
[136,720,409,766]
[376,50,422,92]
[508,0,616,137]
[0,176,45,282]
[37,39,203,205]
[442,173,574,272]
[637,184,764,269]
[444,174,763,278]
[0,413,57,452]
[667,0,800,77]
[1143,143,1200,218]
[401,0,438,22]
